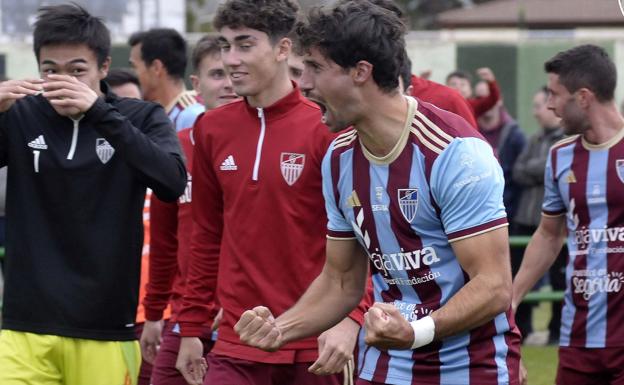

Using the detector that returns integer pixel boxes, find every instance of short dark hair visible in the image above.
[366,0,405,20]
[105,68,140,88]
[192,35,221,73]
[128,28,188,80]
[296,0,406,93]
[399,53,412,92]
[33,3,111,68]
[446,70,472,83]
[213,0,299,43]
[544,44,616,102]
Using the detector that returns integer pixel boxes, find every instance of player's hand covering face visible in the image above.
[38,44,108,118]
[42,74,98,118]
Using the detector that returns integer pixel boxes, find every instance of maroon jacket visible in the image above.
[178,86,370,363]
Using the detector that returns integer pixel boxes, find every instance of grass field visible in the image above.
[522,298,558,385]
[523,345,557,385]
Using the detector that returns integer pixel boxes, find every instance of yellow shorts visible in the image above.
[0,329,141,385]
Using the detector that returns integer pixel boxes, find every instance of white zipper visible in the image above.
[252,108,266,181]
[66,117,82,160]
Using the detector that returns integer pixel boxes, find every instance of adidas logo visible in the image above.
[28,135,48,150]
[220,155,238,171]
[346,190,362,208]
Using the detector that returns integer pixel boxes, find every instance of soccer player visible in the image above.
[128,28,204,131]
[128,28,206,385]
[0,4,186,385]
[174,1,369,385]
[288,52,305,83]
[189,35,240,110]
[140,35,240,385]
[512,44,624,384]
[234,2,521,384]
[105,68,142,99]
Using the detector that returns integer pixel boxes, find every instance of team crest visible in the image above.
[280,153,305,186]
[617,160,624,183]
[398,188,418,222]
[96,138,115,164]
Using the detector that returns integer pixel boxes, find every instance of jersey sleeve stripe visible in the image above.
[410,127,443,154]
[327,229,356,239]
[542,209,566,217]
[411,118,450,149]
[414,109,454,142]
[447,217,508,242]
[550,134,580,150]
[334,135,358,149]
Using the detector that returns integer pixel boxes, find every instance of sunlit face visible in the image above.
[288,53,305,84]
[39,44,109,117]
[218,27,285,98]
[111,83,142,99]
[532,90,560,129]
[474,81,489,98]
[129,43,157,102]
[446,75,472,99]
[191,52,240,110]
[300,47,356,132]
[546,73,589,135]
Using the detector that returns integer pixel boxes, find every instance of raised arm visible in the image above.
[42,74,186,201]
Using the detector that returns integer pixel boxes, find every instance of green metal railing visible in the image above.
[0,239,564,313]
[509,235,564,303]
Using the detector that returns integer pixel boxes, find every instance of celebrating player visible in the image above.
[235,2,521,384]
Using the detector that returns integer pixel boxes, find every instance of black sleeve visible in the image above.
[83,98,187,202]
[0,112,10,168]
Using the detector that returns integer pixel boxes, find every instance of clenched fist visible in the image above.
[234,306,284,352]
[364,303,414,350]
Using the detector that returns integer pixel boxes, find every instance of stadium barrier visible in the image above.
[508,236,564,303]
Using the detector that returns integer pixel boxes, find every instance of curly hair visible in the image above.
[213,0,299,43]
[296,0,406,93]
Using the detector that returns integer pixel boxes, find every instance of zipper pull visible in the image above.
[257,108,264,120]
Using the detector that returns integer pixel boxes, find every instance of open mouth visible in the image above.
[311,99,329,123]
[308,97,327,114]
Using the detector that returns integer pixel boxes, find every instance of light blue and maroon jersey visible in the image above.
[322,96,520,385]
[542,131,624,348]
[166,90,204,132]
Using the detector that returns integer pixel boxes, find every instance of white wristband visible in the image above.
[409,316,435,349]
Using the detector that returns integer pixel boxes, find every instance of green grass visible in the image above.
[523,345,558,385]
[521,292,558,385]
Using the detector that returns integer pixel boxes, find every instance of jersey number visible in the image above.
[33,150,40,173]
